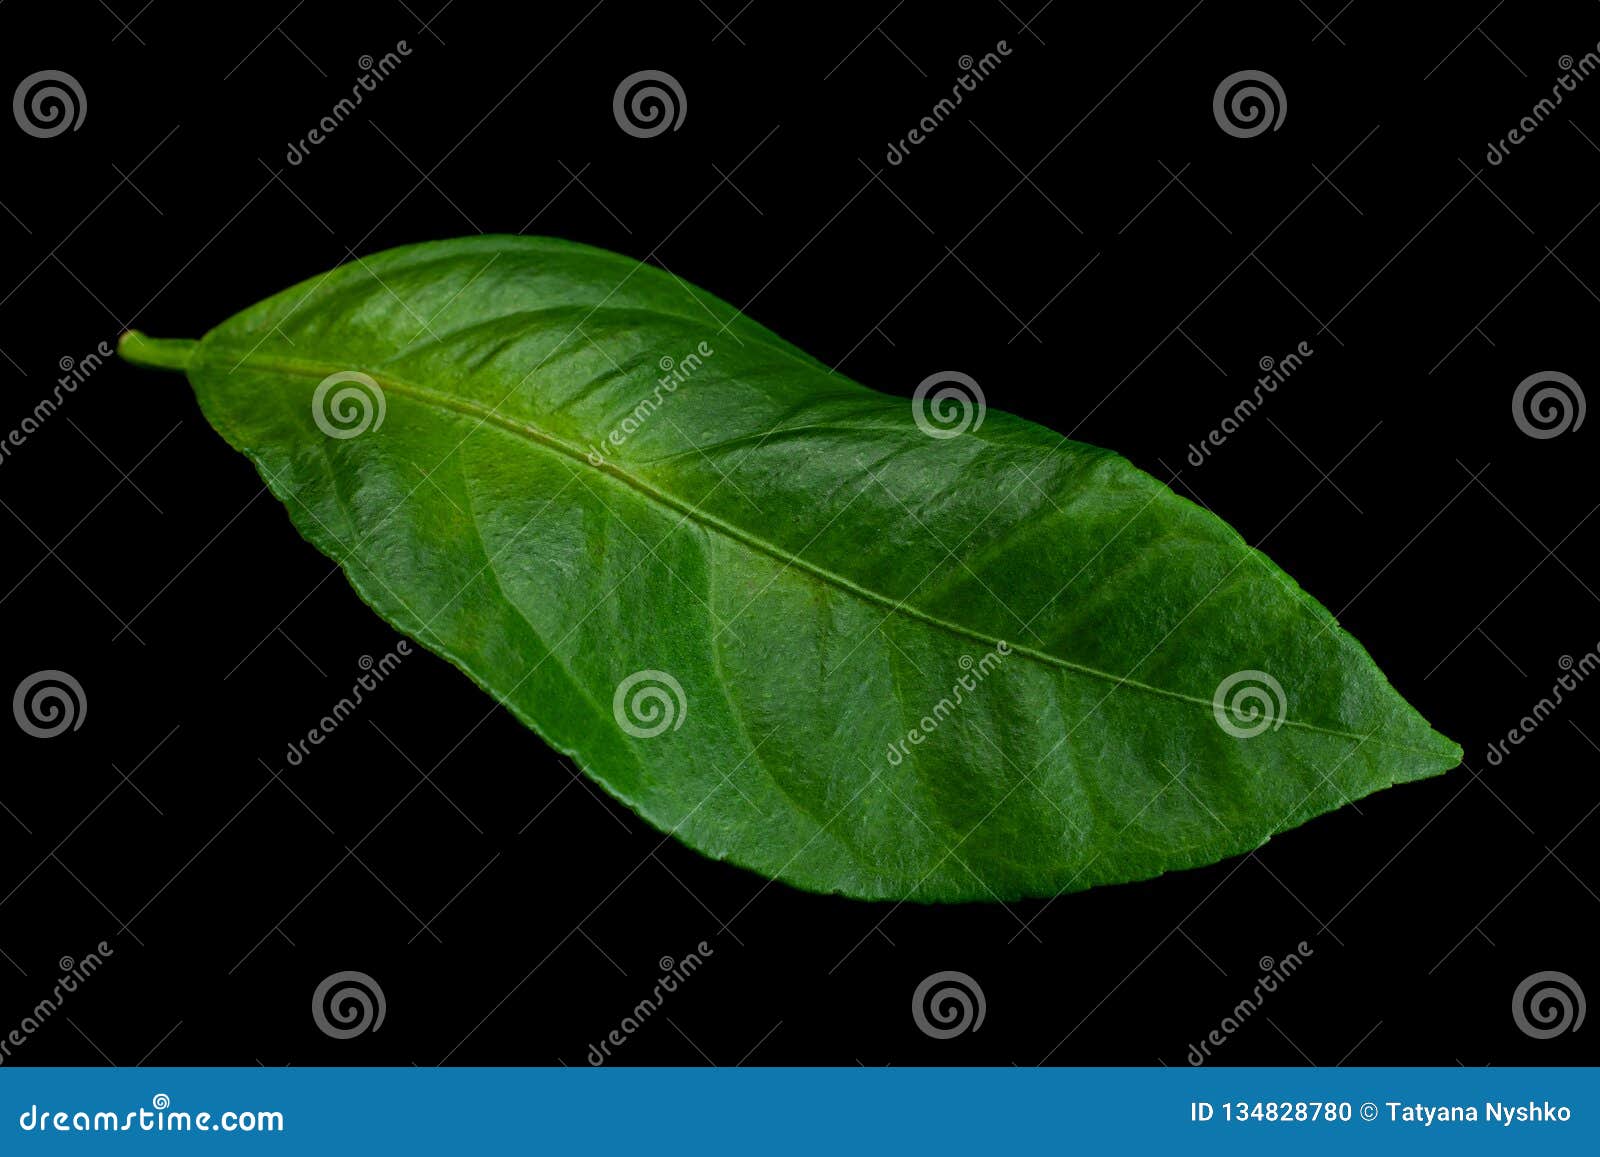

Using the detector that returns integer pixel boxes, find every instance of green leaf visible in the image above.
[119,236,1460,901]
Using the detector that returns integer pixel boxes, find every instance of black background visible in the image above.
[1,0,1596,1067]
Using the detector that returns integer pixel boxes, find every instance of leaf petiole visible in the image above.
[118,330,198,371]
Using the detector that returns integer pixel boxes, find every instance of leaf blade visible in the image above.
[122,235,1460,900]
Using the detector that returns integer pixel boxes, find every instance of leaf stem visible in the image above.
[118,330,199,371]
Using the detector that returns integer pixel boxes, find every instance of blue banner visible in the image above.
[1,1068,1595,1153]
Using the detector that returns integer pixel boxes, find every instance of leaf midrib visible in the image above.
[206,343,1437,754]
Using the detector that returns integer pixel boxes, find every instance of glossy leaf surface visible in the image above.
[119,236,1460,901]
